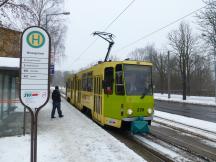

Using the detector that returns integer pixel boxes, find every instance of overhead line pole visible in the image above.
[213,46,216,103]
[168,51,171,99]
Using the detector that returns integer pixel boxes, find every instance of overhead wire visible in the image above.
[114,4,208,53]
[103,0,136,32]
[72,0,136,62]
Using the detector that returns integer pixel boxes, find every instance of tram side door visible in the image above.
[93,76,102,122]
[75,79,80,105]
[78,79,81,105]
[72,77,76,104]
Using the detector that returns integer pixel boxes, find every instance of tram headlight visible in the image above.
[127,109,133,115]
[147,108,153,114]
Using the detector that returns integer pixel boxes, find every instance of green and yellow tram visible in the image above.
[66,60,154,129]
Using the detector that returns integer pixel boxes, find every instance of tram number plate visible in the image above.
[137,108,144,112]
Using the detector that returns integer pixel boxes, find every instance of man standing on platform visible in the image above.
[51,86,64,118]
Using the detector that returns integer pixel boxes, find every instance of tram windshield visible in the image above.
[124,64,152,96]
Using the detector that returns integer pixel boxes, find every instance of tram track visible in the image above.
[148,129,216,162]
[150,116,216,161]
[133,133,206,162]
[106,128,174,162]
[108,118,216,162]
[153,115,216,143]
[102,118,216,162]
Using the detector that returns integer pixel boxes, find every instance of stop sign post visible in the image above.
[19,26,51,162]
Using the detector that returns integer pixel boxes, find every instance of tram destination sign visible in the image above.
[20,26,50,109]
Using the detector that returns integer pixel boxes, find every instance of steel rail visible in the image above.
[149,128,216,162]
[153,119,216,143]
[130,133,176,162]
[154,115,216,137]
[136,134,205,161]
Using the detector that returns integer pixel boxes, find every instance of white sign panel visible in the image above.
[20,26,50,109]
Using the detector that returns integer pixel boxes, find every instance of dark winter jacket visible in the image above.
[52,89,61,102]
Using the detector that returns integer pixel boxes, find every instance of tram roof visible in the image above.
[93,60,152,68]
[103,60,152,66]
[76,60,153,74]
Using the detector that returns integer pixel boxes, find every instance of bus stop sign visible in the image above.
[20,26,50,109]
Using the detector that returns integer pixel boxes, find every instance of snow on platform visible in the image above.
[154,93,216,106]
[0,98,146,162]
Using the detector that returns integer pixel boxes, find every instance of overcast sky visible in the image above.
[58,0,205,71]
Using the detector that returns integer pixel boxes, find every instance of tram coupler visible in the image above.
[131,117,149,134]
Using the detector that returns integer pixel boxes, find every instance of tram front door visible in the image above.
[93,76,102,122]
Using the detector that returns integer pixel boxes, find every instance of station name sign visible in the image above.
[20,26,50,109]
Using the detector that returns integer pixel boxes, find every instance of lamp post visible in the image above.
[45,12,70,83]
[45,12,70,29]
[167,51,171,99]
[213,47,216,103]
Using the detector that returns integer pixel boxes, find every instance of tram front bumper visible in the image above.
[131,118,150,134]
[122,116,153,122]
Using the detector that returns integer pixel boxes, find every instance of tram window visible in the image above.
[82,74,87,91]
[104,67,114,94]
[115,64,125,95]
[87,72,93,92]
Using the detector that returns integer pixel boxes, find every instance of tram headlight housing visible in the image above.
[147,108,153,114]
[127,109,133,115]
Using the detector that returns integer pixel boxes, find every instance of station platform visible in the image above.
[0,97,145,162]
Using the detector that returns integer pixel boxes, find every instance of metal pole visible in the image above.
[30,110,34,162]
[23,107,26,136]
[34,108,39,162]
[168,51,171,99]
[26,108,38,162]
[0,74,4,120]
[214,53,216,103]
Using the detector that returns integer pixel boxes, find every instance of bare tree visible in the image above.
[128,48,148,60]
[168,22,197,100]
[0,0,66,64]
[129,45,168,93]
[197,0,216,56]
[1,0,63,27]
[109,55,120,61]
[191,54,213,95]
[152,52,168,93]
[0,0,9,7]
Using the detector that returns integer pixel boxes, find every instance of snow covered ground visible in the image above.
[1,92,216,162]
[154,110,216,134]
[0,98,146,162]
[154,93,216,106]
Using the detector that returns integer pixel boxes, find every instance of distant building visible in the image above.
[0,26,21,58]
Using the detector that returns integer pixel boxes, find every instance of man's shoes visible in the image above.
[51,116,56,119]
[59,115,64,118]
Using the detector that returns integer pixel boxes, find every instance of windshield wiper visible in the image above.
[140,87,148,99]
[140,85,152,99]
